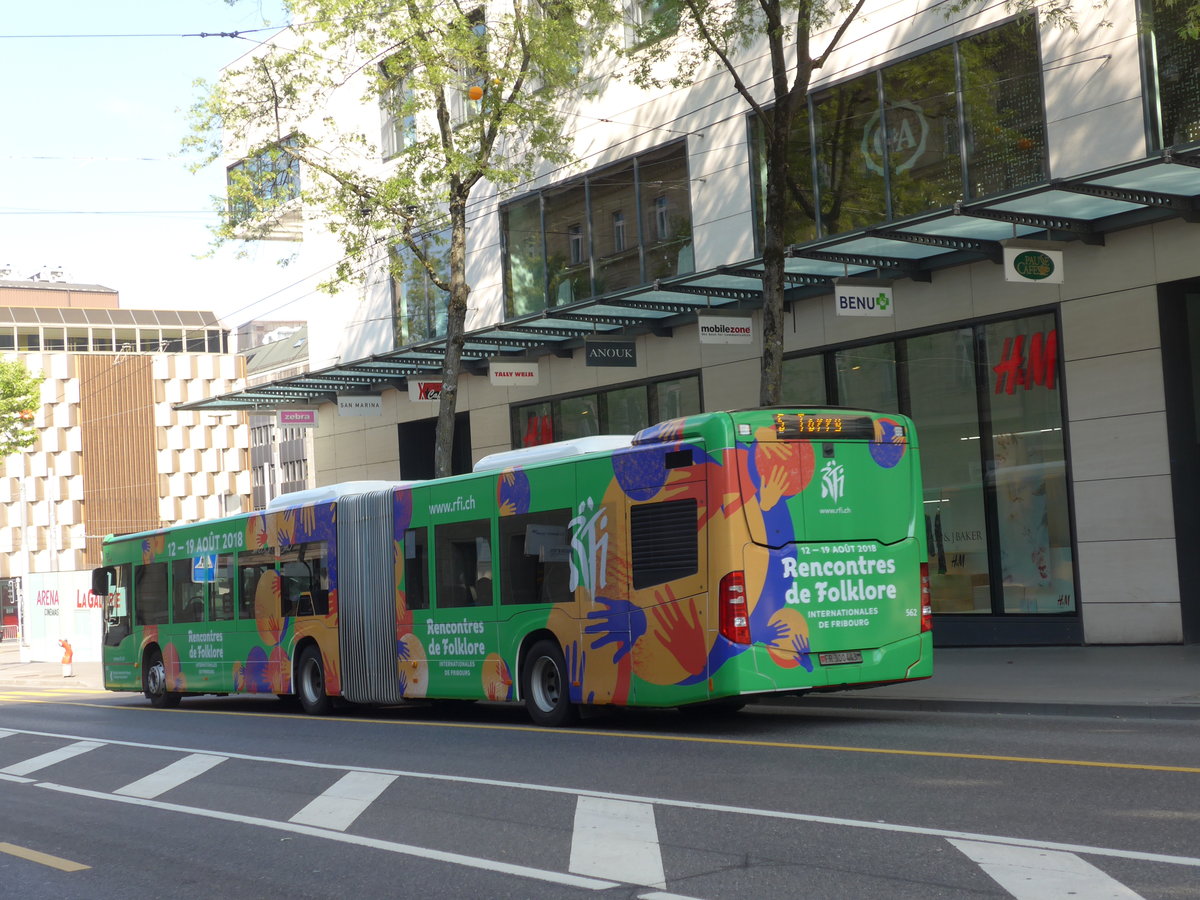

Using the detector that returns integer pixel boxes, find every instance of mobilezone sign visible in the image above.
[835,282,895,317]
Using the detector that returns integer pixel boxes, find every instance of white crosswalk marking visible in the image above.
[0,740,103,777]
[289,771,398,831]
[115,753,227,799]
[570,796,666,888]
[950,839,1147,899]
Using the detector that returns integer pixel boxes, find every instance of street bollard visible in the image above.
[59,638,74,678]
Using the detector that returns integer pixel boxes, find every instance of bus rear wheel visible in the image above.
[143,649,180,709]
[296,647,333,715]
[522,640,577,727]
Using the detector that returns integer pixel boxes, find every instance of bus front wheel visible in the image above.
[522,640,577,727]
[143,649,180,709]
[296,647,333,715]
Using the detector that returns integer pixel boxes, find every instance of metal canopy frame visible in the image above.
[179,146,1200,412]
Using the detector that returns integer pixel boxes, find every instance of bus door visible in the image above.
[235,546,283,693]
[425,478,499,700]
[608,443,711,706]
[95,562,138,689]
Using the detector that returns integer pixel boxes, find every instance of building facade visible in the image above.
[191,0,1200,646]
[0,281,250,586]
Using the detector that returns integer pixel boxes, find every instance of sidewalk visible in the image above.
[2,641,1198,719]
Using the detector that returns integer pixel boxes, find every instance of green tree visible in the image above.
[626,0,1076,407]
[189,0,617,476]
[0,359,43,458]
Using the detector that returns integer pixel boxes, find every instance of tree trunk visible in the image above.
[433,193,470,478]
[758,106,793,409]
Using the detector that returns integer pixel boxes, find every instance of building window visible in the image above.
[392,228,451,347]
[653,196,669,240]
[568,224,584,265]
[1147,0,1200,147]
[511,373,701,447]
[502,142,694,317]
[625,0,680,48]
[750,17,1047,245]
[779,310,1074,620]
[612,210,626,253]
[226,135,301,224]
[379,56,417,160]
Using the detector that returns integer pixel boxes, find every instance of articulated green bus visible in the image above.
[92,408,931,724]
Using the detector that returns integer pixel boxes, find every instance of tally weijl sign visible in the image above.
[489,362,540,387]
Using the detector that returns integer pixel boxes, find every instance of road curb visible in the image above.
[764,695,1200,721]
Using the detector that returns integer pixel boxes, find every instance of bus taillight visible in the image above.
[920,563,933,633]
[719,571,751,644]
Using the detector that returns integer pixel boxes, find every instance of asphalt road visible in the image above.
[1,688,1198,899]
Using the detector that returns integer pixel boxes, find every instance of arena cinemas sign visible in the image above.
[584,339,637,367]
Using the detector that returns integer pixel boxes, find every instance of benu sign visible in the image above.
[835,281,894,317]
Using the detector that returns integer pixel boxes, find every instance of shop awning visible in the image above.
[178,146,1200,412]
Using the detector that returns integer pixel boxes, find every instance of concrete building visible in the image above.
[240,323,314,509]
[0,279,250,585]
[185,1,1200,646]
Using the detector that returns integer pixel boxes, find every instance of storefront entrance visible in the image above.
[1160,281,1200,643]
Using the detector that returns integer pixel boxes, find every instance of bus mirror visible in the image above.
[91,566,113,597]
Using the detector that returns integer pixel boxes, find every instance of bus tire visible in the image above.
[143,649,180,709]
[296,647,333,716]
[522,640,577,727]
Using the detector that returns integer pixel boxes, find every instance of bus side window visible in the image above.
[630,499,698,589]
[212,554,235,622]
[134,562,169,626]
[171,558,206,624]
[499,510,571,605]
[403,528,429,611]
[237,551,277,620]
[434,520,491,608]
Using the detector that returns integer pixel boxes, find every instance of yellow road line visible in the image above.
[16,696,1200,774]
[0,841,90,872]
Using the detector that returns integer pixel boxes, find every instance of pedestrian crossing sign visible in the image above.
[192,555,217,583]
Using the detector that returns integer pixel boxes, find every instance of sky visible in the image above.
[0,1,314,328]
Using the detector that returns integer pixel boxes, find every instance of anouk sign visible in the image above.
[584,339,637,367]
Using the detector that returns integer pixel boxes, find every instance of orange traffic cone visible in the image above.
[59,639,74,678]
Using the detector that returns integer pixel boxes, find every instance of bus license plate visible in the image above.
[818,650,863,666]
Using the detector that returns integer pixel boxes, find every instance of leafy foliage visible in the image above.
[0,359,44,459]
[188,0,618,475]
